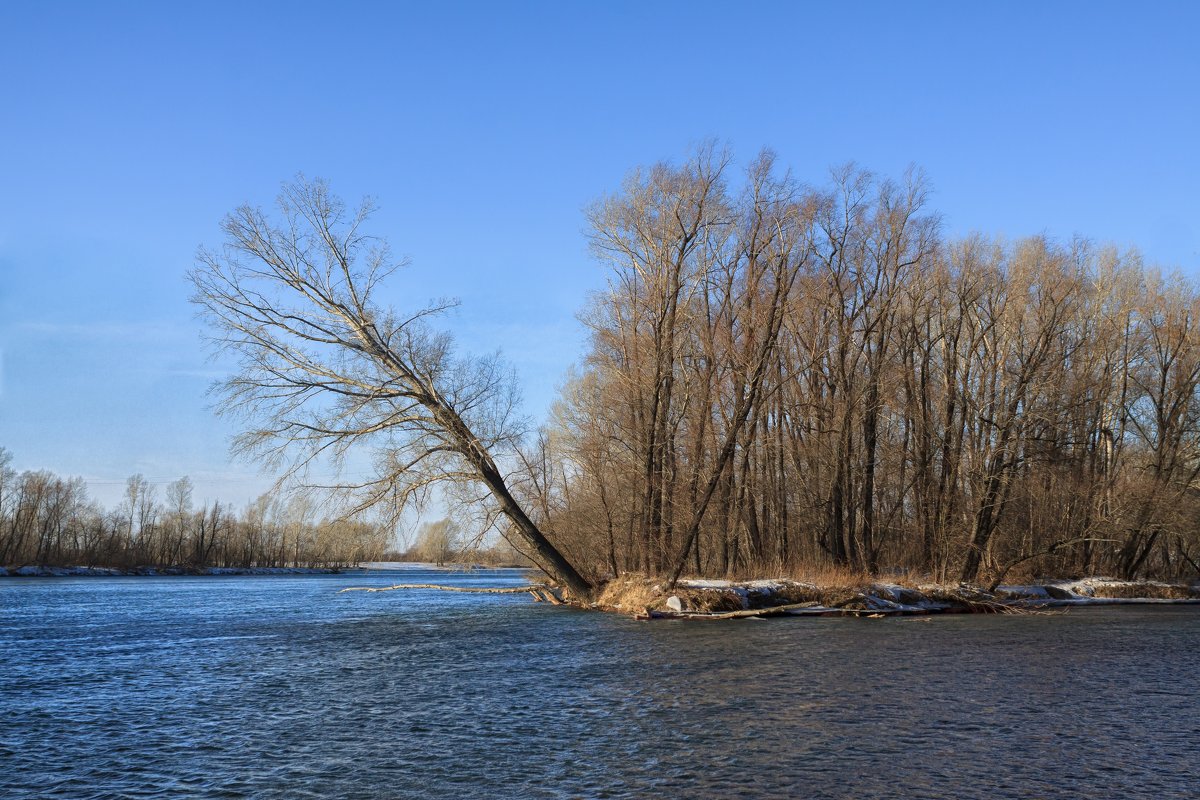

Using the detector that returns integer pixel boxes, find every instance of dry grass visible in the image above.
[594,575,664,612]
[1087,581,1198,600]
[671,588,746,613]
[751,583,860,609]
[596,572,883,614]
[716,563,878,589]
[595,575,761,613]
[783,564,873,589]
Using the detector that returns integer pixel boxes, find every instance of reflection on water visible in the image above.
[2,568,1198,798]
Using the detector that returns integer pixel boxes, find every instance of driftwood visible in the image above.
[634,591,1062,620]
[338,583,548,595]
[528,587,565,604]
[636,602,830,620]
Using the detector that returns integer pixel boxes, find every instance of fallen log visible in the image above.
[636,601,826,620]
[338,583,547,594]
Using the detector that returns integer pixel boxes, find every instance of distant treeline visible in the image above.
[382,517,534,568]
[511,149,1200,585]
[0,449,388,569]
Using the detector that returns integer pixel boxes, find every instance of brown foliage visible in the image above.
[527,150,1200,587]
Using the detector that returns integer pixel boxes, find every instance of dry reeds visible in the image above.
[1085,581,1198,600]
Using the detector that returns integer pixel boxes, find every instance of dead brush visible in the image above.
[756,583,861,609]
[780,563,874,590]
[779,565,885,609]
[595,575,752,614]
[670,588,745,613]
[1087,582,1197,600]
[594,575,663,612]
[921,586,1038,614]
[872,567,938,589]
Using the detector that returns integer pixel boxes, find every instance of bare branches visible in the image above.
[190,176,595,596]
[546,152,1200,587]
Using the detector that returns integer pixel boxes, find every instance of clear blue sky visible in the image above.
[2,0,1197,510]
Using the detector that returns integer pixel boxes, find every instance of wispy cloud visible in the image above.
[10,320,192,342]
[166,367,230,380]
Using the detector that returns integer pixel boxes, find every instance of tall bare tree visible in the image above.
[189,177,594,597]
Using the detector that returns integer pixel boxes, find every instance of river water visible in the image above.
[2,567,1197,799]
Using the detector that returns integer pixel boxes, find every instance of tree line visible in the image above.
[186,161,1200,597]
[0,448,388,570]
[385,517,533,567]
[516,148,1200,586]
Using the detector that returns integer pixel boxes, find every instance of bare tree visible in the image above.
[0,448,17,564]
[164,476,194,565]
[415,518,463,566]
[188,177,594,597]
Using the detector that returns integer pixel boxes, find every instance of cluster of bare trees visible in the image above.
[382,516,531,567]
[525,148,1200,586]
[184,167,1200,596]
[0,449,387,569]
[408,518,463,566]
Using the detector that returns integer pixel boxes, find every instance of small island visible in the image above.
[6,160,1200,612]
[3,4,1199,798]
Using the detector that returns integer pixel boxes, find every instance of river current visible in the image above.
[2,567,1197,798]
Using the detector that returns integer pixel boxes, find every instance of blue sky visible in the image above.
[1,0,1197,510]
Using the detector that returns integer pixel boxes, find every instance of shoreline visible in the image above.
[9,566,1199,621]
[0,565,345,578]
[0,561,521,578]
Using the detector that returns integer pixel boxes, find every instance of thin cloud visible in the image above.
[166,367,230,380]
[12,320,191,342]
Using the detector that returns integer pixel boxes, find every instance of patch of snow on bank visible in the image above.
[676,578,795,610]
[677,579,737,589]
[995,584,1054,600]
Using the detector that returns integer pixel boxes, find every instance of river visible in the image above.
[2,567,1197,798]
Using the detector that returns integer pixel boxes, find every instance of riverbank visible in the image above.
[594,575,1200,619]
[0,561,522,578]
[0,565,344,577]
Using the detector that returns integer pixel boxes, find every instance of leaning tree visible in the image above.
[189,177,594,597]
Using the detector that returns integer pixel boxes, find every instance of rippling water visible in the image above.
[2,567,1198,799]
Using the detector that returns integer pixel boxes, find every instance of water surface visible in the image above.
[2,568,1197,798]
